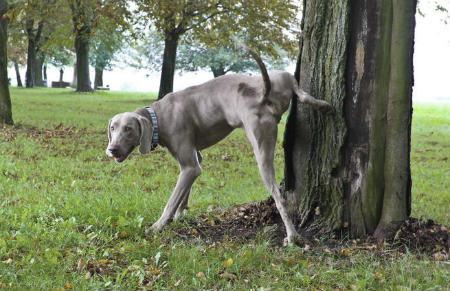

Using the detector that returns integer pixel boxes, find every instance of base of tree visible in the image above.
[174,197,449,258]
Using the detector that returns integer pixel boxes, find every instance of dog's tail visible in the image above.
[236,40,271,103]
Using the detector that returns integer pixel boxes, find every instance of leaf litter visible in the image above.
[175,197,450,259]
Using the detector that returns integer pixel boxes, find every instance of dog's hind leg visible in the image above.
[244,115,300,246]
[292,79,333,113]
[148,149,201,232]
[174,151,203,220]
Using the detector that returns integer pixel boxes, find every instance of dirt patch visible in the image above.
[176,197,450,258]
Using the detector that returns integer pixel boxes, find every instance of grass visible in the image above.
[0,87,449,290]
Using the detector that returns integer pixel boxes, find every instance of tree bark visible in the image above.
[34,52,44,86]
[14,62,22,87]
[71,62,77,88]
[69,2,92,92]
[25,19,35,88]
[94,66,103,89]
[283,0,416,239]
[25,20,43,88]
[158,32,179,99]
[74,33,92,92]
[0,0,13,125]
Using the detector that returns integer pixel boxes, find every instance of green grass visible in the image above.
[0,87,449,290]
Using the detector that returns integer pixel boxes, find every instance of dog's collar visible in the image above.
[145,106,159,151]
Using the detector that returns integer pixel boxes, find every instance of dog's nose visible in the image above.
[108,146,119,156]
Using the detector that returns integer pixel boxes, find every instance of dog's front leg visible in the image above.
[147,161,201,233]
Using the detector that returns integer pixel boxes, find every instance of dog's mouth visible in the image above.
[111,147,134,163]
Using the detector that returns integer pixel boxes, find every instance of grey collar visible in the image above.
[145,106,159,151]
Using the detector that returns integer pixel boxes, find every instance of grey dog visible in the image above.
[105,45,332,245]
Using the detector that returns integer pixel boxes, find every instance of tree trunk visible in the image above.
[158,32,179,99]
[283,0,416,239]
[94,66,103,89]
[0,0,13,125]
[25,19,35,88]
[71,62,77,88]
[59,69,64,82]
[14,62,22,87]
[43,64,47,82]
[74,33,92,92]
[34,52,44,86]
[211,66,226,78]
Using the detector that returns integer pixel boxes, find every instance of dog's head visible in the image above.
[105,112,153,163]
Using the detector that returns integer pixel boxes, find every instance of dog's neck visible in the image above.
[134,107,151,121]
[135,106,160,150]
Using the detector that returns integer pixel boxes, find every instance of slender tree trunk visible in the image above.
[34,52,44,86]
[0,0,13,125]
[71,62,77,88]
[43,64,47,82]
[158,32,179,99]
[94,66,103,89]
[283,0,416,239]
[25,19,35,88]
[59,69,64,82]
[14,62,22,87]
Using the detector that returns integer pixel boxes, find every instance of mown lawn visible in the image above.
[0,87,449,290]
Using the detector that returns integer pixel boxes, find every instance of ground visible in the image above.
[0,88,449,290]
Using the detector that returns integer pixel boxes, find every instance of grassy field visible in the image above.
[0,87,449,290]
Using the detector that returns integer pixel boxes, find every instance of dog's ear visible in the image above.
[137,115,153,154]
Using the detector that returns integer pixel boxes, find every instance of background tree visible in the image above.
[177,45,289,78]
[90,18,125,89]
[66,0,130,92]
[282,0,416,239]
[128,33,289,79]
[134,0,299,99]
[7,20,26,87]
[0,0,13,125]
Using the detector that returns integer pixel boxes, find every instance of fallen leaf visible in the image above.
[220,272,237,280]
[98,259,108,266]
[118,230,127,239]
[174,279,182,286]
[192,228,198,235]
[375,271,384,279]
[2,258,12,264]
[64,282,72,289]
[196,271,206,281]
[223,258,233,268]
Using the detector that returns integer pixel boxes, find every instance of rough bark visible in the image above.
[69,2,92,92]
[25,20,43,88]
[25,19,35,88]
[283,0,416,239]
[94,66,103,89]
[74,33,92,92]
[0,0,13,125]
[283,0,348,233]
[71,63,77,88]
[34,52,45,86]
[14,62,22,87]
[158,32,179,99]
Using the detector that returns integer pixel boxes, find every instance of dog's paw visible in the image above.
[283,234,305,247]
[145,223,164,235]
[174,209,188,221]
[317,101,334,115]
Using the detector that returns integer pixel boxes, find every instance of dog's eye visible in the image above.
[124,126,131,132]
[110,126,115,131]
